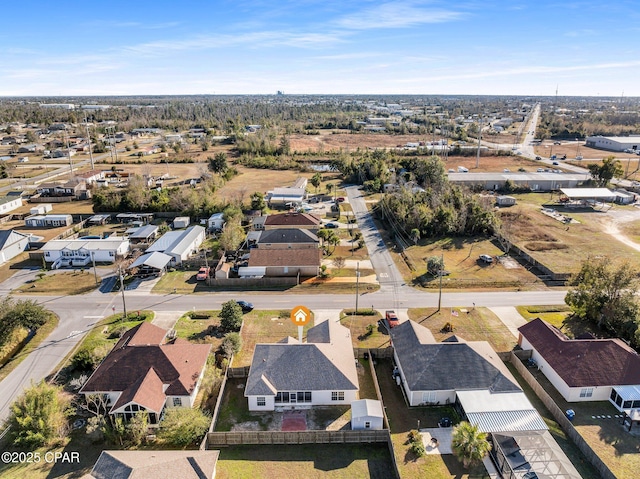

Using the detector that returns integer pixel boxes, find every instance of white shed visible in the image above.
[207,212,225,231]
[496,196,516,207]
[351,399,384,431]
[173,216,190,229]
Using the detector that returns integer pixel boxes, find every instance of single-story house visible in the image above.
[80,322,211,424]
[248,248,321,277]
[127,251,172,277]
[351,399,384,431]
[207,212,225,232]
[127,224,159,243]
[518,318,640,410]
[25,214,73,228]
[75,169,105,185]
[245,319,359,411]
[0,230,30,265]
[41,237,130,268]
[87,214,111,226]
[391,320,549,434]
[36,179,87,198]
[146,225,205,265]
[0,194,23,215]
[115,213,154,224]
[83,450,219,479]
[256,228,320,249]
[263,213,321,230]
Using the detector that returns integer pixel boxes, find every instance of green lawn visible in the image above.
[515,305,572,329]
[408,307,517,353]
[339,311,390,349]
[233,309,313,367]
[216,443,396,479]
[173,311,224,347]
[16,271,101,295]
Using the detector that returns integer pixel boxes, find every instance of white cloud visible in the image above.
[337,1,464,30]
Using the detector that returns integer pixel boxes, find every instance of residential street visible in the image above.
[0,184,568,425]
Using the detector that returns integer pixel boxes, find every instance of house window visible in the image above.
[109,251,115,257]
[624,400,633,409]
[579,388,593,398]
[173,397,182,407]
[305,392,312,402]
[275,392,290,403]
[610,389,618,402]
[422,392,437,404]
[257,397,266,406]
[331,391,344,401]
[365,421,371,429]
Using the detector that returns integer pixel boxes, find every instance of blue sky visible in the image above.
[1,0,639,96]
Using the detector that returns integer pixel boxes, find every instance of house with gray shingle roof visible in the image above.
[391,321,521,404]
[256,228,319,249]
[245,319,359,411]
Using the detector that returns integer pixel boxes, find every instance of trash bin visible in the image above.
[566,409,575,421]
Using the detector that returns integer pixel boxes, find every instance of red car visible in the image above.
[196,266,210,281]
[384,310,399,329]
[336,197,346,203]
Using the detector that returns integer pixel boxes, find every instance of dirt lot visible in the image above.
[499,194,640,275]
[289,131,444,153]
[533,140,635,163]
[215,165,312,201]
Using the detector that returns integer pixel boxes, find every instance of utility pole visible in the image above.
[475,117,482,169]
[85,117,94,170]
[64,129,74,178]
[437,253,443,312]
[118,265,127,320]
[91,251,98,285]
[355,262,360,314]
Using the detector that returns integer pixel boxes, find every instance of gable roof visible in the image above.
[248,248,321,267]
[391,320,521,393]
[519,318,640,387]
[128,251,172,271]
[351,399,383,419]
[147,225,204,257]
[129,224,158,239]
[0,229,29,250]
[264,213,321,227]
[85,450,219,479]
[257,228,319,244]
[81,323,211,411]
[245,320,358,396]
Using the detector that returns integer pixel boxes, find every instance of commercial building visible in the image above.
[585,136,640,152]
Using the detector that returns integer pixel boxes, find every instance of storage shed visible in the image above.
[173,216,190,229]
[351,399,384,430]
[496,196,516,207]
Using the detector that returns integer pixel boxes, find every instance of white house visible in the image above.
[245,319,359,411]
[25,214,72,228]
[0,230,30,265]
[518,319,640,410]
[207,212,225,232]
[351,399,384,431]
[146,225,205,265]
[267,187,306,207]
[0,194,23,215]
[80,323,211,425]
[41,237,130,268]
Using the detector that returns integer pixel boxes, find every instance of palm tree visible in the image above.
[451,421,491,468]
[410,228,421,244]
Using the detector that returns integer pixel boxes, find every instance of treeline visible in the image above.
[537,110,640,139]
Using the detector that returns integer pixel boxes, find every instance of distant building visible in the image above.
[0,194,23,215]
[585,135,640,152]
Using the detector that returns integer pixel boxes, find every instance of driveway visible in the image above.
[489,307,527,338]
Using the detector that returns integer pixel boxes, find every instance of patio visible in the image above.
[420,427,453,454]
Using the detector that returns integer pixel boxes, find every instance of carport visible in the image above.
[560,188,616,209]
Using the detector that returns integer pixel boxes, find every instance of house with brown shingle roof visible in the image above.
[80,322,211,424]
[518,318,640,410]
[248,247,321,277]
[263,212,321,230]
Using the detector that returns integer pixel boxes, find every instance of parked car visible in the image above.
[535,156,542,160]
[503,168,510,173]
[537,168,544,172]
[336,197,346,203]
[479,254,493,264]
[553,141,561,145]
[384,310,399,329]
[552,161,559,166]
[236,300,254,313]
[325,222,339,228]
[575,155,583,160]
[196,266,210,281]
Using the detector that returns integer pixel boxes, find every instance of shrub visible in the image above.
[221,332,242,358]
[158,408,211,447]
[410,439,426,457]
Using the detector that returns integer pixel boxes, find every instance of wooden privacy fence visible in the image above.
[207,429,389,447]
[353,347,394,359]
[509,352,616,479]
